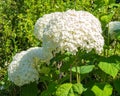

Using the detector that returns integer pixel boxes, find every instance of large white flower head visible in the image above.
[34,10,104,55]
[34,12,62,40]
[8,47,46,86]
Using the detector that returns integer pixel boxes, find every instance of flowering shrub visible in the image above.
[1,0,120,96]
[8,47,44,86]
[35,10,104,55]
[7,9,120,96]
[7,10,105,95]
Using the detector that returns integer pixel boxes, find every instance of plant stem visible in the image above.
[75,60,80,83]
[76,69,80,83]
[70,64,72,83]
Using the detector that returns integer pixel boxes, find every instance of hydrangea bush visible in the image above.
[35,10,104,55]
[8,47,44,86]
[7,8,120,95]
[1,0,120,96]
[8,10,106,95]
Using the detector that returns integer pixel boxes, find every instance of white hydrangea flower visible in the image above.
[108,21,120,33]
[34,10,104,55]
[8,47,46,86]
[107,21,120,40]
[34,12,62,40]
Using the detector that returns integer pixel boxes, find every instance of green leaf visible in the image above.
[103,84,113,96]
[98,62,118,78]
[91,85,103,96]
[68,88,75,96]
[56,83,85,96]
[100,14,113,25]
[72,83,85,94]
[71,65,95,74]
[91,83,113,96]
[20,82,38,96]
[40,66,50,74]
[56,83,72,96]
[104,0,109,5]
[80,65,95,74]
[104,0,115,5]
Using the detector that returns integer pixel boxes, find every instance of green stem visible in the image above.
[75,60,80,83]
[114,40,117,55]
[70,64,72,83]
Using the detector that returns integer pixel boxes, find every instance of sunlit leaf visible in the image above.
[92,83,113,96]
[56,83,85,96]
[101,14,113,24]
[104,0,109,5]
[103,84,113,95]
[71,65,95,74]
[72,83,85,94]
[98,62,118,78]
[56,83,72,96]
[104,0,115,5]
[91,85,103,96]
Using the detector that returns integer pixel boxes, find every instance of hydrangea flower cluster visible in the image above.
[107,21,120,35]
[107,21,120,40]
[8,10,104,86]
[108,21,120,33]
[34,12,62,40]
[8,47,44,86]
[35,10,104,55]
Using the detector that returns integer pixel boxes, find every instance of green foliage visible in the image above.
[0,0,120,96]
[113,79,120,95]
[110,29,120,41]
[98,62,119,78]
[20,82,38,96]
[56,83,73,96]
[40,82,57,96]
[72,83,86,95]
[71,65,95,74]
[56,83,85,96]
[100,14,114,25]
[91,83,113,96]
